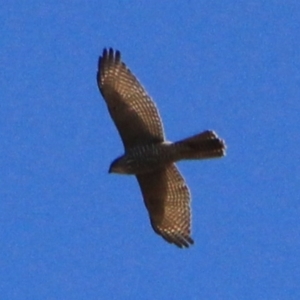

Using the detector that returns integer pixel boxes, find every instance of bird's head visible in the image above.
[109,155,135,174]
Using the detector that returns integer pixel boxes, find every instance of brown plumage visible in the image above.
[97,48,226,248]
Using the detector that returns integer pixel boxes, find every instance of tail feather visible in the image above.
[175,130,226,160]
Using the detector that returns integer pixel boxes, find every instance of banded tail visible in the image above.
[175,131,226,160]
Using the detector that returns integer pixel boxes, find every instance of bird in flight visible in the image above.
[96,48,226,248]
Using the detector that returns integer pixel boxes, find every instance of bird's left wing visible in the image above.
[97,48,165,149]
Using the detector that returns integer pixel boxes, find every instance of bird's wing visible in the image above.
[136,164,194,248]
[97,48,165,149]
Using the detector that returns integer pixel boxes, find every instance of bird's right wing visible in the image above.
[97,48,165,149]
[136,164,194,248]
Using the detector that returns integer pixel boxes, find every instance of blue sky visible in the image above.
[1,1,300,299]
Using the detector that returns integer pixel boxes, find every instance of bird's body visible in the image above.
[110,142,174,174]
[97,48,226,248]
[110,131,224,175]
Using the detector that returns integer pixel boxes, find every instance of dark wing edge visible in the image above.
[136,164,194,248]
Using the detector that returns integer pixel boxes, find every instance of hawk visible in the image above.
[97,48,226,248]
